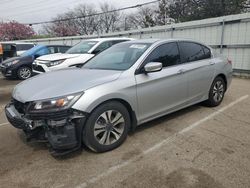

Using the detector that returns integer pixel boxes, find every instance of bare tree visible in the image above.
[99,3,121,33]
[74,4,99,35]
[125,6,157,29]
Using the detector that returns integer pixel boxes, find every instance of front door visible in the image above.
[135,42,188,123]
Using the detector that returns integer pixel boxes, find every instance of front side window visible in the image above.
[92,41,113,54]
[179,42,205,63]
[144,42,181,67]
[66,41,97,54]
[84,43,151,71]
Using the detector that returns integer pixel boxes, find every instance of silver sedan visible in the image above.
[6,39,233,156]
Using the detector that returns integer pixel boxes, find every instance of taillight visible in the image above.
[227,58,232,65]
[0,44,3,55]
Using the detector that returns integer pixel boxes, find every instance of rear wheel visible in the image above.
[83,101,130,152]
[204,76,226,107]
[17,66,32,80]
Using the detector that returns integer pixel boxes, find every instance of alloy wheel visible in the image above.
[19,67,31,79]
[212,80,224,102]
[94,110,125,145]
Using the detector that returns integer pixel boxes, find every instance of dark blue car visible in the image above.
[0,45,71,80]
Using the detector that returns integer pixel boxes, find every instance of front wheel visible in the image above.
[17,66,32,80]
[83,101,130,152]
[204,77,226,107]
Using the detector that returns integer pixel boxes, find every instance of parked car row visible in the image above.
[0,44,71,79]
[0,38,132,80]
[4,38,233,156]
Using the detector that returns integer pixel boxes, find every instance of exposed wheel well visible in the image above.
[216,74,227,91]
[92,99,138,132]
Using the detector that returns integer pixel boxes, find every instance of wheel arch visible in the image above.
[216,73,227,91]
[89,98,138,132]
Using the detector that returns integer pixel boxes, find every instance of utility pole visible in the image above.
[124,17,127,31]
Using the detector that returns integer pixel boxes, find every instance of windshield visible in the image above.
[21,45,45,57]
[66,41,98,54]
[83,42,151,71]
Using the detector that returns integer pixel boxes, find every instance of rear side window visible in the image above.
[144,42,181,67]
[179,42,206,63]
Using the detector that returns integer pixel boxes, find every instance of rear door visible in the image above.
[135,42,188,123]
[178,41,215,103]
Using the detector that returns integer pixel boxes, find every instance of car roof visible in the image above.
[85,37,133,42]
[45,45,71,47]
[122,38,161,44]
[122,38,209,46]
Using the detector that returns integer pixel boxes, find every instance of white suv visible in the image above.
[32,38,132,74]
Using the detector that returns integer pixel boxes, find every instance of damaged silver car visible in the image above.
[5,39,232,156]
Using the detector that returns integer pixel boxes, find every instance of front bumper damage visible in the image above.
[5,100,87,156]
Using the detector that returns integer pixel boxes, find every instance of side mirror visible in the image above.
[144,62,163,73]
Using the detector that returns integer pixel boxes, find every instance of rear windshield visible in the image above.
[66,41,97,54]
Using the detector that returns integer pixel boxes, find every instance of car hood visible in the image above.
[1,56,32,65]
[37,53,91,61]
[13,68,122,102]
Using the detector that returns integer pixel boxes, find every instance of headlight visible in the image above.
[28,92,83,113]
[6,60,19,66]
[45,59,65,67]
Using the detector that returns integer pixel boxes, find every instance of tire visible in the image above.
[17,66,32,80]
[204,76,226,107]
[83,101,130,152]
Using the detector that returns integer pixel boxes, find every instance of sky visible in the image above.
[0,0,155,32]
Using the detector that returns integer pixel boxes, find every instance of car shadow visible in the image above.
[16,103,206,160]
[133,103,204,134]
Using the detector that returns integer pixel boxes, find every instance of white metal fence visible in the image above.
[22,13,250,73]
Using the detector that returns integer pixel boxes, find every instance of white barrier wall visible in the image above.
[20,13,250,73]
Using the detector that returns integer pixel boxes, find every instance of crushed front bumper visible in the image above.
[5,102,87,156]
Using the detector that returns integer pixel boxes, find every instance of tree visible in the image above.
[43,11,80,37]
[43,3,121,36]
[126,6,157,29]
[155,0,170,25]
[99,3,121,33]
[73,4,99,35]
[0,21,35,41]
[166,0,249,22]
[41,0,249,37]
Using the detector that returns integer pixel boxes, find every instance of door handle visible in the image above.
[178,69,186,74]
[209,62,215,65]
